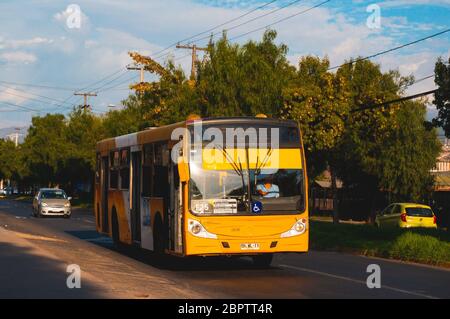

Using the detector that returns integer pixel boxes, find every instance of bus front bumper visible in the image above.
[185,232,309,256]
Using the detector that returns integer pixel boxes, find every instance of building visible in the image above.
[431,137,450,228]
[431,137,450,173]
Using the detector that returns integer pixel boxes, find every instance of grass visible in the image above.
[311,221,450,267]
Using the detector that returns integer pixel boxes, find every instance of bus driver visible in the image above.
[256,175,280,198]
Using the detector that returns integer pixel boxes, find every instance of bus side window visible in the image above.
[153,143,169,198]
[120,148,130,190]
[95,153,101,184]
[142,144,154,197]
[109,151,119,189]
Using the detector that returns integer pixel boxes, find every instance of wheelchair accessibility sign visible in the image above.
[251,201,263,214]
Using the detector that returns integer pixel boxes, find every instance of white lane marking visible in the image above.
[279,264,439,299]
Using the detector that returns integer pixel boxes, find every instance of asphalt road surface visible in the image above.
[0,198,449,299]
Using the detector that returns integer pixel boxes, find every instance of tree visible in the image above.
[61,109,105,194]
[433,56,450,137]
[197,30,294,117]
[21,114,69,187]
[0,139,19,181]
[334,60,440,219]
[377,101,440,201]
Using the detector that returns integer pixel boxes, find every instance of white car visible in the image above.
[32,188,72,218]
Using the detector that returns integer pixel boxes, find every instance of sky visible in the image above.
[0,0,449,129]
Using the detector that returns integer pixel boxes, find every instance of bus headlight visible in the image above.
[281,219,307,238]
[188,219,217,239]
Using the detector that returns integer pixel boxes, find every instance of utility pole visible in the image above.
[176,44,208,79]
[127,64,146,100]
[6,128,22,147]
[74,92,97,111]
[127,64,145,83]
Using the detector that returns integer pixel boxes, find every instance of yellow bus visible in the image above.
[94,116,308,267]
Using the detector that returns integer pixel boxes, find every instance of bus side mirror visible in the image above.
[178,161,190,182]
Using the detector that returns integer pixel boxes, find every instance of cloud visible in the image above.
[0,37,53,50]
[0,51,37,64]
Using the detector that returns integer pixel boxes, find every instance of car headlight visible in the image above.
[281,219,307,238]
[41,202,48,207]
[188,219,217,239]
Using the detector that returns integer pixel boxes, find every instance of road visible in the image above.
[0,198,449,299]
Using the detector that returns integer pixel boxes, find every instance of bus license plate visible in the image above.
[240,243,260,250]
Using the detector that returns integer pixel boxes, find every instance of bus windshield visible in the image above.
[188,121,305,215]
[190,164,304,215]
[190,159,304,214]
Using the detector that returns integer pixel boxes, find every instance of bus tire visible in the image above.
[153,214,165,255]
[111,208,120,248]
[252,254,273,268]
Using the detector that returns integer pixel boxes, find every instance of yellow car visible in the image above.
[376,203,437,229]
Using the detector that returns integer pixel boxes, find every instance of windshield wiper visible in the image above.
[215,145,248,208]
[255,147,273,176]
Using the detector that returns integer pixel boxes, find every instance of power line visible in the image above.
[151,0,280,59]
[89,70,131,92]
[353,89,438,113]
[0,101,39,112]
[328,28,450,70]
[188,0,305,46]
[76,2,282,90]
[0,84,74,107]
[0,90,68,109]
[0,80,76,91]
[74,67,127,94]
[229,0,331,41]
[97,74,140,93]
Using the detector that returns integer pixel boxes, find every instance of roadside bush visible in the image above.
[389,232,450,265]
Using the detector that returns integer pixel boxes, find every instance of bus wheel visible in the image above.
[153,215,165,255]
[252,254,273,268]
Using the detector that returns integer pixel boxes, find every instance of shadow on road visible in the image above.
[0,241,108,298]
[65,230,278,272]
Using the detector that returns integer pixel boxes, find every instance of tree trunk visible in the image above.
[330,166,339,224]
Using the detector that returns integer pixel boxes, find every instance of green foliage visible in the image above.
[377,102,441,201]
[197,30,294,117]
[433,57,450,137]
[333,60,439,202]
[21,114,69,186]
[281,56,349,152]
[0,139,19,180]
[389,232,450,265]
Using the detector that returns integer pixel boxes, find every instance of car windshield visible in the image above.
[41,190,67,200]
[405,207,434,217]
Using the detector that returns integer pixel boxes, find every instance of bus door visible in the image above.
[168,161,183,253]
[131,151,142,243]
[100,156,109,233]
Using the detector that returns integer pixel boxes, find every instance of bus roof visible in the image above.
[96,117,299,154]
